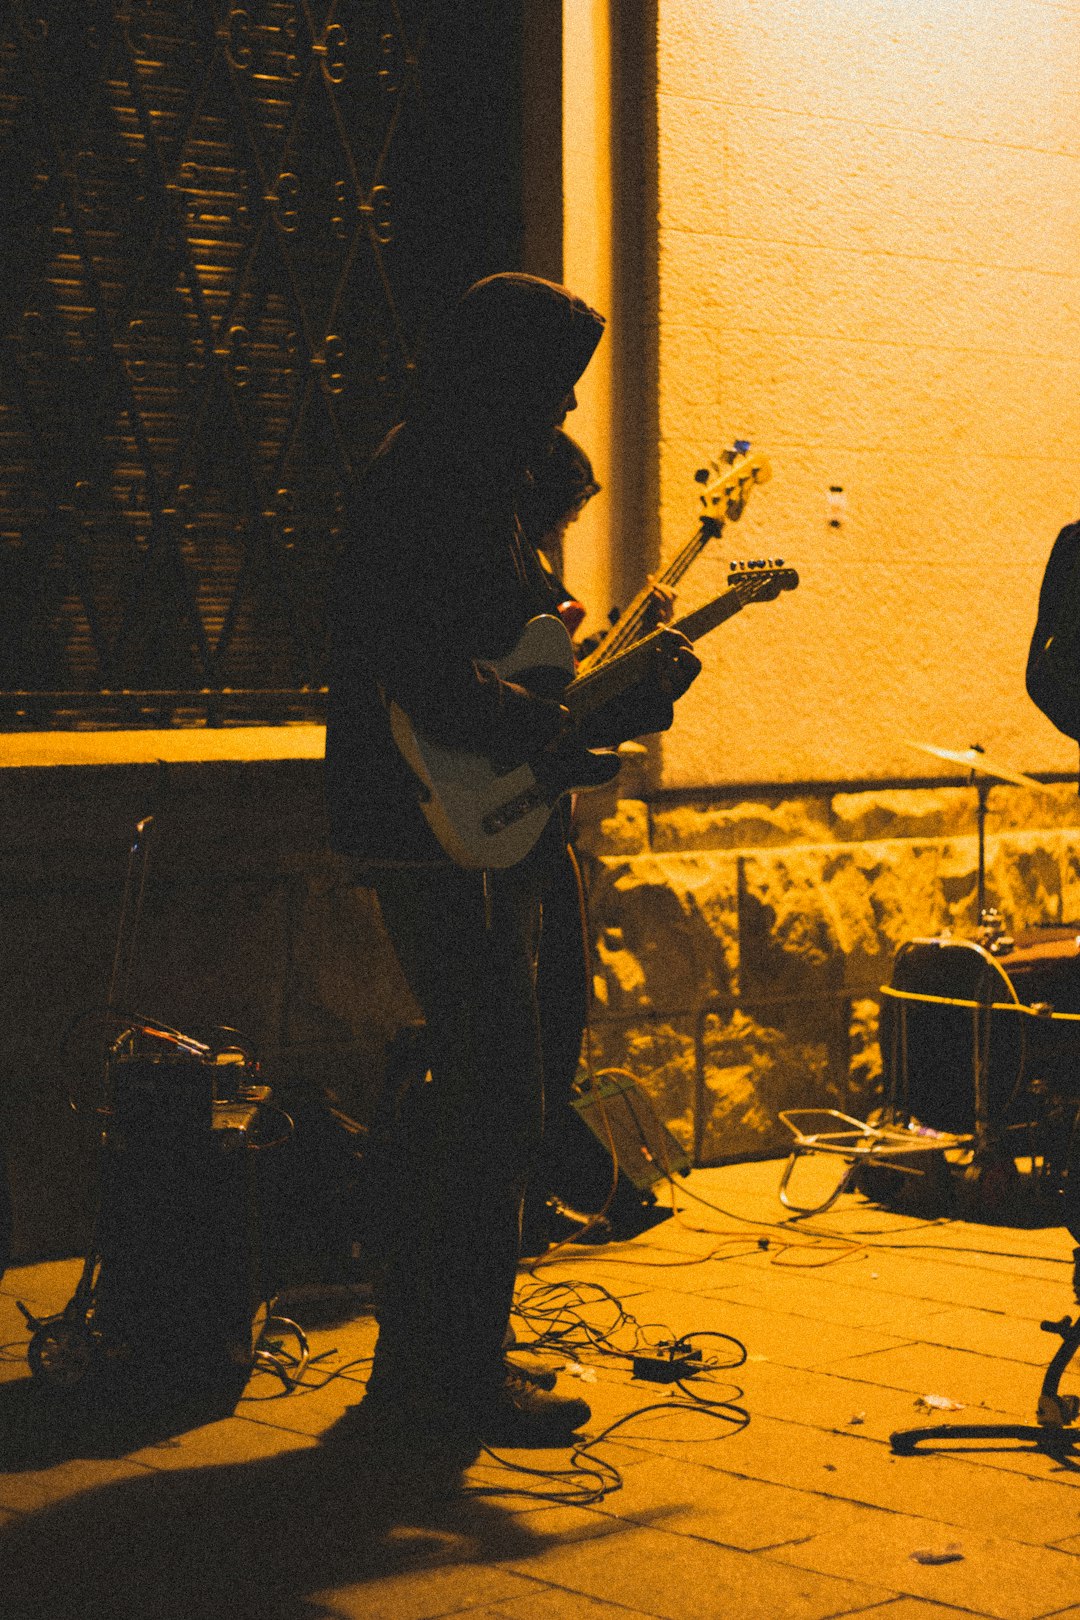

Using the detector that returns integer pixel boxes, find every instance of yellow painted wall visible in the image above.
[650,0,1080,787]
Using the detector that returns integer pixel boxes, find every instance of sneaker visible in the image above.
[330,1384,482,1481]
[478,1368,590,1446]
[503,1351,558,1391]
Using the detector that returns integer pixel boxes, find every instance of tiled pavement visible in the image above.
[4,1159,1080,1619]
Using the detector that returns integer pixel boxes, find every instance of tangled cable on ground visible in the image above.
[465,1275,750,1507]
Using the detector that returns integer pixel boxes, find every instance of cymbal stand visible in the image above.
[973,769,990,929]
[17,816,157,1387]
[969,762,1011,948]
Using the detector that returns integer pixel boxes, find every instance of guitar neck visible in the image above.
[576,447,770,674]
[577,520,716,673]
[673,584,749,643]
[565,587,741,723]
[566,574,788,725]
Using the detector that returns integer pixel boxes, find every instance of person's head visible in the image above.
[520,429,601,557]
[415,273,605,471]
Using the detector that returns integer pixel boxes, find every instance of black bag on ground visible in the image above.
[1027,519,1080,742]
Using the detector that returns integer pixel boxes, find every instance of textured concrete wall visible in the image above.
[652,0,1080,789]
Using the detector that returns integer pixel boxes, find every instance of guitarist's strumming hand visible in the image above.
[534,719,622,795]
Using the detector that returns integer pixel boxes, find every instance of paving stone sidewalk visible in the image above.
[2,1159,1080,1620]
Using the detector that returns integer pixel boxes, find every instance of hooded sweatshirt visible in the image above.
[325,274,606,862]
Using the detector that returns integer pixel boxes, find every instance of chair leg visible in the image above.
[778,1149,860,1216]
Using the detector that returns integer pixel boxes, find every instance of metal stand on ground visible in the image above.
[19,816,301,1403]
[777,1109,971,1217]
[891,1247,1080,1465]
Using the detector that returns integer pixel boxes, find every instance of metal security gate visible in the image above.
[0,1,526,726]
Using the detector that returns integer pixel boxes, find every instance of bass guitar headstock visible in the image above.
[726,558,800,603]
[695,440,772,527]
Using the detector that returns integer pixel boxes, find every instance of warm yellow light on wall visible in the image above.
[649,0,1080,789]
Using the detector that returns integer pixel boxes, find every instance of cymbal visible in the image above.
[905,739,1044,790]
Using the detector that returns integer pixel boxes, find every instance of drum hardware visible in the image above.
[905,740,1045,931]
[976,907,1014,956]
[891,1245,1080,1460]
[875,935,1080,1217]
[813,738,1080,1445]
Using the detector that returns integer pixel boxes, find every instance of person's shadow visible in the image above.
[0,1378,633,1620]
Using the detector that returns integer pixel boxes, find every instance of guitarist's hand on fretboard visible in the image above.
[638,575,677,631]
[580,629,701,748]
[575,577,677,659]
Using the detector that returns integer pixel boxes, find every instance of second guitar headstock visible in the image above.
[726,558,800,602]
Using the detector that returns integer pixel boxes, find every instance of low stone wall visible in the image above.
[3,746,1077,1260]
[574,773,1080,1166]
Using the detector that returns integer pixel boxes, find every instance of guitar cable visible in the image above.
[526,840,871,1272]
[522,838,621,1270]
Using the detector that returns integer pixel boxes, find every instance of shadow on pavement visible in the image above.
[0,1381,633,1620]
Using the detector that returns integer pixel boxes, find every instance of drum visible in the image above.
[996,928,1080,1102]
[879,932,1080,1137]
[1000,927,1080,1014]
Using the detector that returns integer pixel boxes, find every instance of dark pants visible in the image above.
[528,840,590,1208]
[366,852,548,1408]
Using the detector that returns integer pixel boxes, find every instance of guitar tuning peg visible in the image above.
[694,467,710,483]
[733,439,750,455]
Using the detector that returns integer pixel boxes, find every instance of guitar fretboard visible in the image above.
[579,520,715,672]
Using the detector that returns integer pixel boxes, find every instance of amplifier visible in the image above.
[90,1057,265,1403]
[572,1073,690,1191]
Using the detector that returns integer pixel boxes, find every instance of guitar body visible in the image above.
[387,615,580,870]
[388,561,799,869]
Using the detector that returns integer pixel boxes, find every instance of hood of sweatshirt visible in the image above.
[414,272,605,469]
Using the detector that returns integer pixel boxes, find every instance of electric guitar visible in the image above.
[388,560,799,869]
[576,443,772,675]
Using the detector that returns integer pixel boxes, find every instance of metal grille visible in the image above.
[0,0,524,727]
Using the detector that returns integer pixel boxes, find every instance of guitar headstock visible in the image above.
[695,441,772,525]
[726,558,799,603]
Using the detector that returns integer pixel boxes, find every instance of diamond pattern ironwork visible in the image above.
[0,0,526,725]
